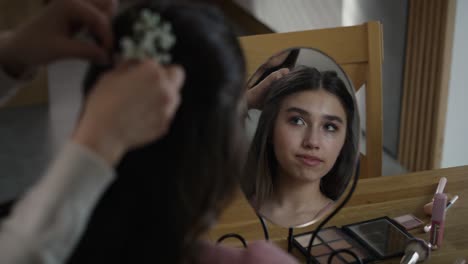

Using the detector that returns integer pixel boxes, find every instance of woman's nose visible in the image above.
[302,128,320,149]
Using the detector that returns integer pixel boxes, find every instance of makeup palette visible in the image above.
[293,217,415,263]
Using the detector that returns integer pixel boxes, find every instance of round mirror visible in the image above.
[241,48,360,228]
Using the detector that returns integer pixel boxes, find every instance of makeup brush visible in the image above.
[400,238,431,264]
[435,177,447,194]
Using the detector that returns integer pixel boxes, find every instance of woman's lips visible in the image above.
[296,154,324,166]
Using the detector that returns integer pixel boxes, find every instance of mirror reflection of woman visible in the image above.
[242,66,358,227]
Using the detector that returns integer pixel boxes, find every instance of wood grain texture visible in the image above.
[210,165,468,263]
[432,0,456,168]
[398,0,455,171]
[239,22,383,178]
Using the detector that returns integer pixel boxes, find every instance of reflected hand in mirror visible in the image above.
[246,68,290,110]
[242,48,359,228]
[246,49,299,110]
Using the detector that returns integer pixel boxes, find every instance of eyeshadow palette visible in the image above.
[293,216,415,263]
[393,214,424,230]
[343,217,413,259]
[293,227,373,263]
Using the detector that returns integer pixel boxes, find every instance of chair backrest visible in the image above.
[240,21,383,178]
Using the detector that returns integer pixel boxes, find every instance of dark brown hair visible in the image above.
[68,2,245,264]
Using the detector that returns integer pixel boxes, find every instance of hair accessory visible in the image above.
[120,8,176,63]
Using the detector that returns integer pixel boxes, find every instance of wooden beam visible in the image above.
[398,0,455,171]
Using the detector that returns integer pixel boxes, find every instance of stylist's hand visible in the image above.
[246,68,289,110]
[73,60,185,165]
[0,0,117,77]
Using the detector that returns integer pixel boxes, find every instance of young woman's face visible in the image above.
[272,89,347,182]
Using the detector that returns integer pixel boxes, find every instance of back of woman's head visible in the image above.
[69,3,245,264]
[243,66,356,205]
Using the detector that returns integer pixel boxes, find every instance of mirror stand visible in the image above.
[216,162,362,263]
[287,161,362,264]
[257,212,270,241]
[216,233,248,249]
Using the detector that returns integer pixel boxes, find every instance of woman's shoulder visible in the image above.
[198,240,298,264]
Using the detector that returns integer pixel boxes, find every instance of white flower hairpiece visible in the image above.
[120,9,176,63]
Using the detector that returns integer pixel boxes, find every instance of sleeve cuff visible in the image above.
[0,141,115,263]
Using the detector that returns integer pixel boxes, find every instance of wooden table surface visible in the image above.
[208,165,468,263]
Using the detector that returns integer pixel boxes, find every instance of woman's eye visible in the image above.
[289,116,306,126]
[324,123,338,132]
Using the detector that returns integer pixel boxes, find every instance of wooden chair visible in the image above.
[240,21,384,178]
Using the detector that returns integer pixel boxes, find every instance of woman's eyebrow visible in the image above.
[286,107,309,116]
[323,115,344,124]
[286,107,344,124]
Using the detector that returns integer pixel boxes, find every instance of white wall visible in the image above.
[441,0,468,167]
[341,0,408,158]
[234,0,342,32]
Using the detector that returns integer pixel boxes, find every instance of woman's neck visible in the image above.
[257,169,333,227]
[273,170,329,212]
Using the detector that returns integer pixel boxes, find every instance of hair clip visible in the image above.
[120,8,176,63]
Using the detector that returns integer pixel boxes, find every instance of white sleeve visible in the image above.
[0,141,115,264]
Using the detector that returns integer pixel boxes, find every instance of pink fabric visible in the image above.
[198,240,298,264]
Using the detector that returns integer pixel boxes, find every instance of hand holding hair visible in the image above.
[73,59,185,166]
[246,67,289,110]
[0,0,118,77]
